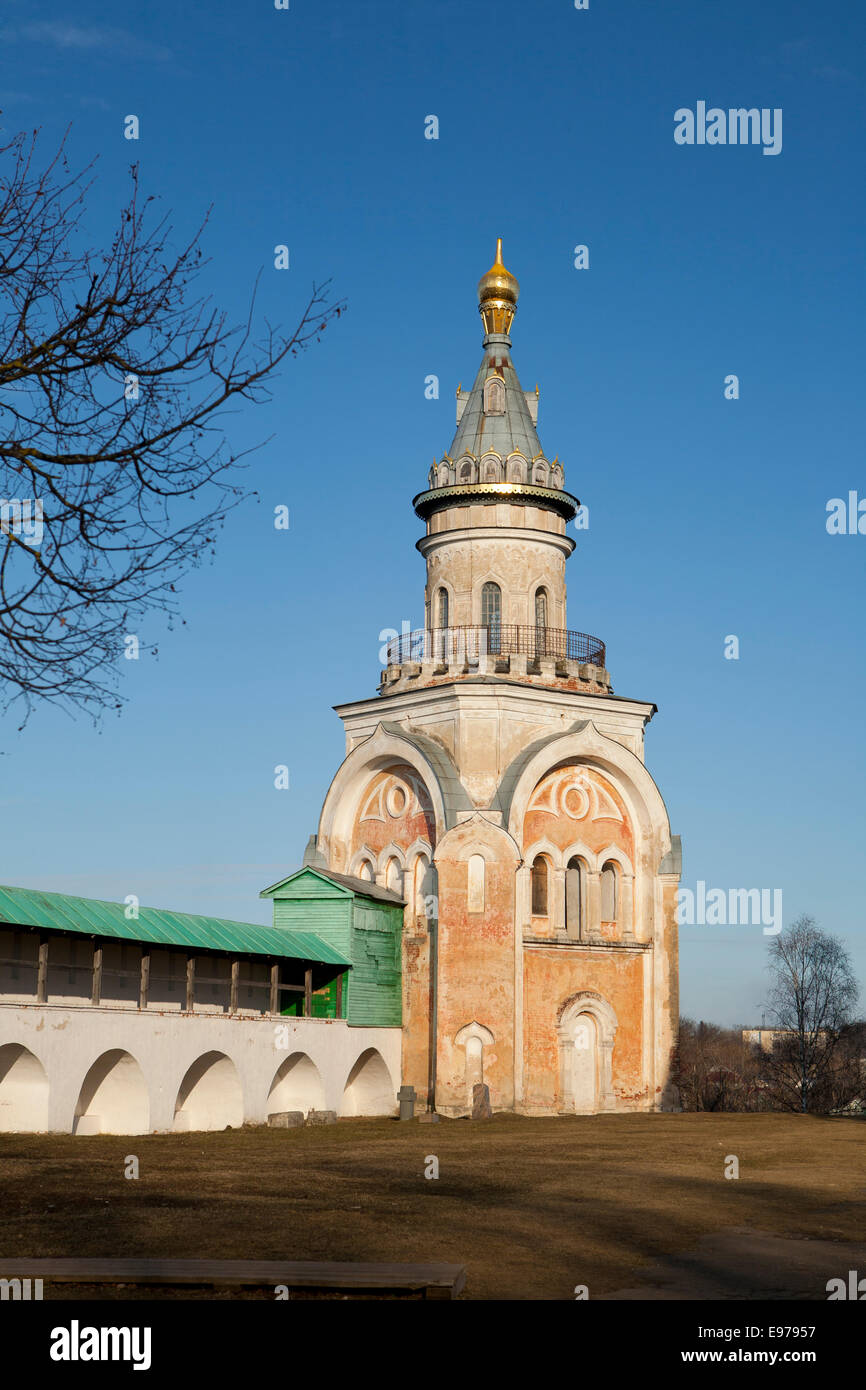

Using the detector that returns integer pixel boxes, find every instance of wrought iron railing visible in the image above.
[384,625,606,668]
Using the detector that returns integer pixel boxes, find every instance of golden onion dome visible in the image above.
[477,239,519,336]
[478,238,519,306]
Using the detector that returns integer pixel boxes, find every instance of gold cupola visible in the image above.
[477,237,519,337]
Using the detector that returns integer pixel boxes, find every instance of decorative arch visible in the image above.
[342,1048,396,1116]
[173,1051,243,1132]
[454,1021,495,1105]
[503,722,673,853]
[506,453,527,483]
[0,1043,49,1132]
[481,453,502,482]
[268,1052,326,1118]
[317,724,457,870]
[458,456,476,484]
[74,1049,149,1135]
[349,848,377,881]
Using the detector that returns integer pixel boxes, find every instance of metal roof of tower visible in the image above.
[447,239,544,461]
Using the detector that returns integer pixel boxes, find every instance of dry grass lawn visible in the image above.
[1,1112,864,1299]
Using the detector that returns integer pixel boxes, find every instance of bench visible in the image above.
[0,1257,466,1300]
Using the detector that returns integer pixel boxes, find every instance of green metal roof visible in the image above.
[0,884,351,967]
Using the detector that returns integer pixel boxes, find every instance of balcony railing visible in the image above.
[383,625,606,669]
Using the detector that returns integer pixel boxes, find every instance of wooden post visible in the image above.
[91,943,103,1006]
[230,959,239,1013]
[335,971,343,1020]
[269,962,279,1015]
[36,936,49,1004]
[139,950,150,1010]
[186,955,195,1012]
[304,967,312,1018]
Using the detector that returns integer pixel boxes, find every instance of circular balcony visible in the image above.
[383,624,606,669]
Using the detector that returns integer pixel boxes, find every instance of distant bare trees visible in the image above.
[673,1019,762,1112]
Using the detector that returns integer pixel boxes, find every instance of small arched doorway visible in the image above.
[557,993,618,1114]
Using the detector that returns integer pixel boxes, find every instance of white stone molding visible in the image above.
[557,992,619,1114]
[317,723,449,870]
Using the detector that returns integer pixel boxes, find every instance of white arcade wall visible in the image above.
[0,1006,401,1134]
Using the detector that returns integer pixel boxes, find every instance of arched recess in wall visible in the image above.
[413,852,435,919]
[384,856,404,896]
[73,1049,149,1136]
[341,1048,395,1116]
[357,857,375,882]
[173,1051,244,1132]
[0,1043,49,1132]
[268,1052,326,1118]
[557,993,618,1115]
[454,1022,495,1106]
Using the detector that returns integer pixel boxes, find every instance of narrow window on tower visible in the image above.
[481,581,501,654]
[531,855,549,917]
[437,587,449,631]
[535,587,548,630]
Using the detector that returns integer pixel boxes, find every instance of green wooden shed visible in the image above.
[260,867,403,1028]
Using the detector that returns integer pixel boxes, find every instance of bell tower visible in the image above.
[314,242,681,1119]
[381,239,610,697]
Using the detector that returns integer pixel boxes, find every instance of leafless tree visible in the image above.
[762,916,859,1113]
[0,125,344,724]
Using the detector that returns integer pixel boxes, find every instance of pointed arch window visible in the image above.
[535,587,548,631]
[481,581,501,654]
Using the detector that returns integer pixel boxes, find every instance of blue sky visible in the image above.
[1,0,864,1025]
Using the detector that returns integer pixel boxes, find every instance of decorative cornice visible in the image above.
[413,481,579,521]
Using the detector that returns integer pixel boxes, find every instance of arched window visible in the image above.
[481,582,501,653]
[437,587,449,630]
[385,857,403,896]
[358,858,374,883]
[531,856,549,917]
[600,863,618,921]
[535,587,548,630]
[460,460,473,483]
[484,377,505,415]
[483,457,500,482]
[566,857,584,938]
